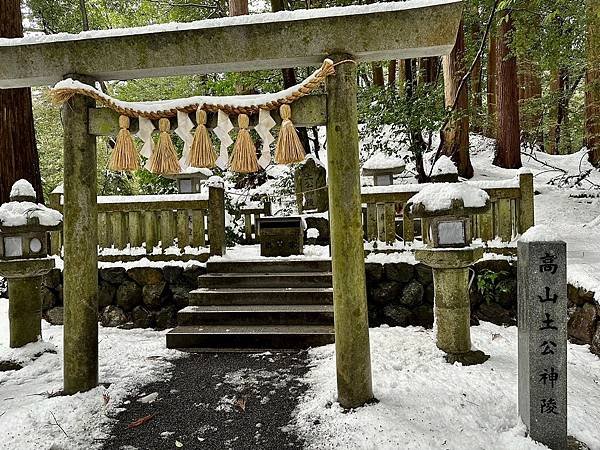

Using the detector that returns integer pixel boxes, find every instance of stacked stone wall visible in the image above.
[9,258,598,357]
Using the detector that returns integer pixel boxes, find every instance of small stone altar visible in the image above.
[295,155,328,213]
[258,216,304,257]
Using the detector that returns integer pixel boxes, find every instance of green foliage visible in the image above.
[476,269,510,305]
[358,78,446,170]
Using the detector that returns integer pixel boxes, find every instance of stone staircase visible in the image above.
[166,259,335,351]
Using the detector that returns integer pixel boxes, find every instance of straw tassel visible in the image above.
[108,115,140,172]
[229,114,260,173]
[275,104,305,164]
[148,118,181,175]
[187,110,217,168]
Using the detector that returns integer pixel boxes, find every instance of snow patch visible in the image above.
[9,179,36,199]
[407,183,489,213]
[293,323,600,449]
[431,155,458,175]
[520,224,563,243]
[0,201,63,227]
[362,153,405,170]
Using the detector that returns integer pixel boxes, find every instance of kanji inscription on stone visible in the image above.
[518,237,567,450]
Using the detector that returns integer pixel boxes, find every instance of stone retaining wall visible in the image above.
[34,260,600,358]
[41,265,206,330]
[366,258,600,358]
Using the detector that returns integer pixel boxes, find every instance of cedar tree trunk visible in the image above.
[0,0,43,203]
[441,20,474,178]
[494,11,521,169]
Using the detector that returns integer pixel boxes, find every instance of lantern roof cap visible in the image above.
[0,198,63,231]
[10,179,37,202]
[406,182,490,218]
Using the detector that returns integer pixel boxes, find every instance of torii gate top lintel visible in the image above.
[0,0,462,89]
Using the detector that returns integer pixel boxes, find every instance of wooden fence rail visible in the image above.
[361,172,535,245]
[48,186,226,255]
[240,202,272,243]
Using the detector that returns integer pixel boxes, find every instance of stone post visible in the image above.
[0,259,56,348]
[208,185,226,256]
[518,235,567,450]
[62,75,99,394]
[8,276,43,348]
[326,53,373,408]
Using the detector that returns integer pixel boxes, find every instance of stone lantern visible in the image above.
[362,153,405,186]
[166,166,213,194]
[0,180,63,348]
[406,182,490,365]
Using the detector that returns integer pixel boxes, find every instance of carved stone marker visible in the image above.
[518,228,567,450]
[295,155,328,213]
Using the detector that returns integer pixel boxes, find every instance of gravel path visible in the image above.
[102,351,309,450]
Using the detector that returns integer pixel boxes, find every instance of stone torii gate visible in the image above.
[0,0,462,408]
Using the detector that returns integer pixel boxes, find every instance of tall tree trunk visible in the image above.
[547,68,570,155]
[79,0,89,31]
[405,60,428,182]
[421,57,440,84]
[228,0,248,16]
[547,68,560,155]
[0,0,43,203]
[587,0,600,166]
[387,60,397,87]
[372,63,385,87]
[519,60,543,149]
[397,59,406,96]
[494,11,521,169]
[270,0,311,153]
[486,35,498,139]
[440,20,474,178]
[470,18,483,133]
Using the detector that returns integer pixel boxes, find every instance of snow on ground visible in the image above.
[468,139,600,298]
[0,300,184,450]
[294,322,600,450]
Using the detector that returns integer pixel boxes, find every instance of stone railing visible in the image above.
[48,185,226,258]
[360,172,534,246]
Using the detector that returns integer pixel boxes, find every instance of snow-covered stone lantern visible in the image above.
[362,153,405,186]
[166,166,213,194]
[430,155,459,183]
[406,182,490,365]
[0,180,63,348]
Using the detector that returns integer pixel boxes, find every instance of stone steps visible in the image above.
[177,304,334,326]
[197,272,332,289]
[167,259,335,351]
[206,259,331,274]
[189,287,333,306]
[166,324,335,350]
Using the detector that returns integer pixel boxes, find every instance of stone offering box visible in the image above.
[258,216,304,257]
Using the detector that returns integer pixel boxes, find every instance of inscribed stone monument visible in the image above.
[294,155,328,213]
[518,229,567,450]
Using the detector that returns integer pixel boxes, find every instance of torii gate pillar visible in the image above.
[326,54,373,408]
[62,75,99,394]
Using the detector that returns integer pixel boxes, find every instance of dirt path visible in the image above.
[102,351,309,450]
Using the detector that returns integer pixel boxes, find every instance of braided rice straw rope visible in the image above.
[50,59,336,119]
